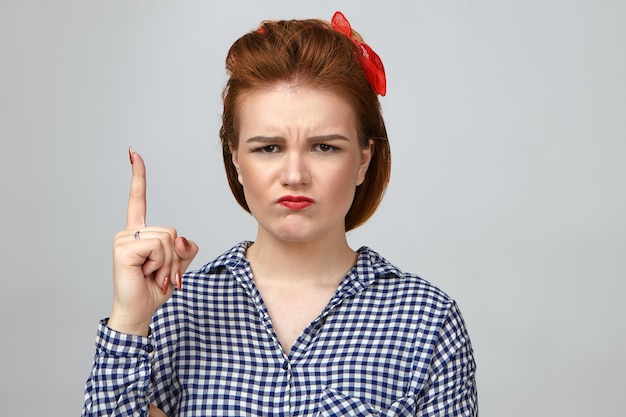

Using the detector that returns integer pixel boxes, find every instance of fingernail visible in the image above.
[175,272,182,291]
[181,237,190,250]
[162,276,170,295]
[128,146,134,165]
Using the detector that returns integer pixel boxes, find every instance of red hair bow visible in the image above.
[331,11,386,96]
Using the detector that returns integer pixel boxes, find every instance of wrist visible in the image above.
[106,314,152,337]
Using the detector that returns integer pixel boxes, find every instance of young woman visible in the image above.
[82,12,477,416]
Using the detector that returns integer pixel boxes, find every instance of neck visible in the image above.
[247,229,357,286]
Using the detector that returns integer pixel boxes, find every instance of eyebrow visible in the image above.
[244,134,351,143]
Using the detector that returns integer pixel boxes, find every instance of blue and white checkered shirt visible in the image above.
[83,242,477,416]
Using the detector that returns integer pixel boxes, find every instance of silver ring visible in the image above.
[134,231,141,240]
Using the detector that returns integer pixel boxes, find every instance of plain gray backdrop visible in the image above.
[1,0,624,415]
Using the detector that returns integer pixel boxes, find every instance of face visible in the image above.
[231,85,372,244]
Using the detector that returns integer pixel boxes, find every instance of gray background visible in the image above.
[1,0,624,415]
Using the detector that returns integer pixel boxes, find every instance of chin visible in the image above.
[257,216,343,244]
[265,224,324,244]
[274,230,316,243]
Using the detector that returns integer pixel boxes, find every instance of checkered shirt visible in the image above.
[83,242,477,416]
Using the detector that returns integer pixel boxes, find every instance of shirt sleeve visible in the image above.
[417,302,478,417]
[81,320,155,417]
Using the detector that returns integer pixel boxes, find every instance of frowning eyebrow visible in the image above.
[244,134,351,143]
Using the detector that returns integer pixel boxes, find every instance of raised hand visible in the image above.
[107,148,198,336]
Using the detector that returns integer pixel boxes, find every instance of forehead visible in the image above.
[236,84,357,136]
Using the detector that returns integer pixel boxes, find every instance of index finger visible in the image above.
[125,147,147,230]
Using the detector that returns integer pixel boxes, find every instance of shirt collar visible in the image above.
[198,241,252,274]
[199,241,404,285]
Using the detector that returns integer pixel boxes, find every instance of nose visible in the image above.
[280,151,310,187]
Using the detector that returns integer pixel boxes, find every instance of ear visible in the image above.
[230,145,243,185]
[356,139,374,186]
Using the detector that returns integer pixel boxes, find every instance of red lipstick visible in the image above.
[278,195,314,210]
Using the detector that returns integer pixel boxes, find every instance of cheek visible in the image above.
[328,164,362,195]
[234,154,254,187]
[238,164,265,196]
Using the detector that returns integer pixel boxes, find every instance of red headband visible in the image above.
[331,11,386,96]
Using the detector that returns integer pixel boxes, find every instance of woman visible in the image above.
[83,12,477,416]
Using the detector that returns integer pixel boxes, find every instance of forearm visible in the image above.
[82,321,154,417]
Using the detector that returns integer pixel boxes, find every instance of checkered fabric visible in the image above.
[83,242,477,416]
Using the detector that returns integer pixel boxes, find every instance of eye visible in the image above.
[313,143,337,152]
[254,144,280,153]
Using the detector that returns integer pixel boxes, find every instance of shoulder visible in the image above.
[153,242,252,328]
[158,241,253,305]
[181,241,251,280]
[349,248,473,359]
[356,246,454,308]
[198,241,252,274]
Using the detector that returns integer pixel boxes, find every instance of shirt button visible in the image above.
[143,344,154,353]
[282,361,289,371]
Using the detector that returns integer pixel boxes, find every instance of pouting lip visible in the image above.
[277,195,315,203]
